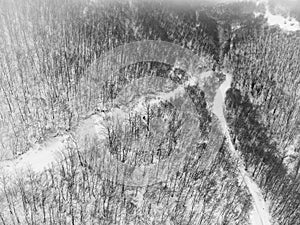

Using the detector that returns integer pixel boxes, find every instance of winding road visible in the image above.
[215,72,272,225]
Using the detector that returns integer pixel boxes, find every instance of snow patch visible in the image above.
[255,0,300,32]
[265,9,300,31]
[0,135,69,177]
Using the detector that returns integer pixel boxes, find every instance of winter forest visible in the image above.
[0,0,299,224]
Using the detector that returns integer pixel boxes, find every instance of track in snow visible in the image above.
[213,71,272,225]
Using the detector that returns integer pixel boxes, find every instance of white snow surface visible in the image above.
[0,70,272,224]
[216,0,300,32]
[255,0,300,32]
[255,6,300,32]
[265,10,300,32]
[0,135,69,176]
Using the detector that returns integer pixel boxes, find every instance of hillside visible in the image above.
[0,0,299,224]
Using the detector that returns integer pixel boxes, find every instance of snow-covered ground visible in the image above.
[0,135,69,175]
[265,9,300,32]
[255,0,300,32]
[255,6,300,32]
[215,71,272,225]
[0,70,272,224]
[218,0,300,32]
[0,76,203,188]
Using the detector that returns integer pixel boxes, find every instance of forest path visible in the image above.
[214,71,272,225]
